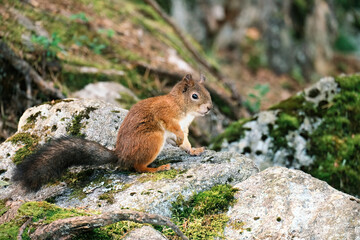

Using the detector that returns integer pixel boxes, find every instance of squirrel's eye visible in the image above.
[192,93,199,100]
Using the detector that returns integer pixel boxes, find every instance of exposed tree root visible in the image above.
[30,209,188,240]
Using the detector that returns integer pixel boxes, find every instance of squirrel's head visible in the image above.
[172,74,213,116]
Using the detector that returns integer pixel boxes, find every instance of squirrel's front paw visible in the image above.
[190,147,205,156]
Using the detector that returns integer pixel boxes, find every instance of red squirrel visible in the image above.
[12,74,213,191]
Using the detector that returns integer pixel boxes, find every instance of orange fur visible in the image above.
[115,74,212,172]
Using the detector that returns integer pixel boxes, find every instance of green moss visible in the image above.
[19,202,88,223]
[22,112,42,131]
[73,221,142,240]
[211,118,252,151]
[160,184,237,239]
[58,169,110,200]
[66,107,97,137]
[336,74,360,92]
[0,201,88,239]
[138,169,184,183]
[7,133,40,164]
[302,74,360,196]
[269,94,305,113]
[0,200,142,239]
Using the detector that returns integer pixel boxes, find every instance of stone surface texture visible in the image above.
[123,226,167,240]
[225,167,360,239]
[0,98,127,185]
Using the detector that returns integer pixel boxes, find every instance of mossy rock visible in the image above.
[7,132,40,165]
[213,74,360,196]
[302,75,360,196]
[158,184,238,239]
[0,201,141,239]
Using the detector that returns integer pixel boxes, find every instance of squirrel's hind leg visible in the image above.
[134,163,170,173]
[133,131,170,173]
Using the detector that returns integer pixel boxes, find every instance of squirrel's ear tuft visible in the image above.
[183,74,192,81]
[199,74,206,84]
[182,74,194,86]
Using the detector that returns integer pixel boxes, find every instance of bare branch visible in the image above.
[0,40,65,99]
[31,209,188,240]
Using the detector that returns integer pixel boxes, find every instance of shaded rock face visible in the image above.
[224,167,360,239]
[220,77,339,170]
[0,98,258,219]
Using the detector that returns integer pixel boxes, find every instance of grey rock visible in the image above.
[225,167,360,239]
[123,226,167,240]
[0,98,127,194]
[0,98,258,219]
[304,76,339,106]
[51,147,258,218]
[72,82,139,109]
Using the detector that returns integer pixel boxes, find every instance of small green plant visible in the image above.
[31,32,64,58]
[70,12,90,23]
[89,38,106,54]
[98,28,115,38]
[73,35,106,54]
[244,84,270,113]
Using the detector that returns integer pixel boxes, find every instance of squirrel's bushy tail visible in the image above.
[12,137,118,191]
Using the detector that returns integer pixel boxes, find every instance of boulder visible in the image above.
[225,167,360,239]
[0,98,258,219]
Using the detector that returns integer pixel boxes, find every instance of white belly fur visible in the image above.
[179,114,195,132]
[160,114,195,153]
